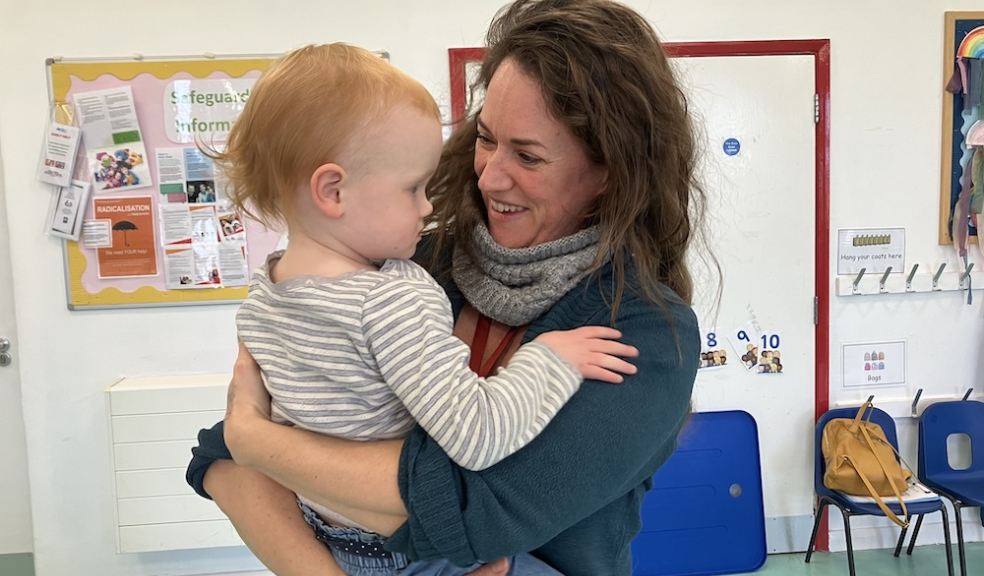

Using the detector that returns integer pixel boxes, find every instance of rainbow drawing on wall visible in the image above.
[958,26,984,58]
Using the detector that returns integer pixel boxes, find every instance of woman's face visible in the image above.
[473,59,607,248]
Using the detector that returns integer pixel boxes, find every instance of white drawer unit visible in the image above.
[107,374,244,553]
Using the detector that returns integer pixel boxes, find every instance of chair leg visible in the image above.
[939,502,955,576]
[842,510,857,576]
[953,502,966,576]
[906,513,924,555]
[894,515,911,557]
[805,498,828,563]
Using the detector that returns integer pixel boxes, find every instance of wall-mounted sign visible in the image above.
[164,79,255,144]
[842,340,906,388]
[837,228,905,275]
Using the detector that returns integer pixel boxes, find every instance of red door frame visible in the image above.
[450,39,833,550]
[449,47,487,127]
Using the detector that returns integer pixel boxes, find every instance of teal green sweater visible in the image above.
[387,258,698,575]
[188,250,698,576]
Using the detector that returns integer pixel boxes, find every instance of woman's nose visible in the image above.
[477,150,512,193]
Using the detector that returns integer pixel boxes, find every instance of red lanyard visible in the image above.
[469,314,522,377]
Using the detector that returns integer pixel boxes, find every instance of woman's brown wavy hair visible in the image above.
[427,0,714,320]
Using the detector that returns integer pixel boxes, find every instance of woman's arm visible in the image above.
[198,295,695,571]
[197,352,509,576]
[219,295,697,566]
[223,295,697,567]
[388,297,700,566]
[228,418,409,534]
[204,459,346,576]
[223,344,409,534]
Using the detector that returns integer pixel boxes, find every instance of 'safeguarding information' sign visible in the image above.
[164,79,253,144]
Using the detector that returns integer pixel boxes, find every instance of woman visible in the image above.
[188,1,703,574]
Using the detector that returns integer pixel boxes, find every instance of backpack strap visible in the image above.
[843,454,909,527]
[852,399,870,427]
[857,421,910,525]
[838,399,910,527]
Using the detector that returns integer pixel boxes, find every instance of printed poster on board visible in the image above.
[155,147,228,205]
[73,86,152,192]
[93,196,158,278]
[159,204,249,289]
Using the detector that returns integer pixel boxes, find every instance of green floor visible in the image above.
[0,553,33,576]
[738,543,983,575]
[0,546,980,575]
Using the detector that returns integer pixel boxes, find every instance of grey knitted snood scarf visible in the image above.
[452,223,602,326]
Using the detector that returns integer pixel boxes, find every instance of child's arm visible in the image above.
[363,277,636,471]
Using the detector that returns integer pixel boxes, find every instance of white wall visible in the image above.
[2,1,983,573]
[0,132,34,556]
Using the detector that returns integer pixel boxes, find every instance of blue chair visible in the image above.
[805,405,954,576]
[632,410,766,576]
[917,399,984,576]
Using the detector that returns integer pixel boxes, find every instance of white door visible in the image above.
[673,55,817,553]
[0,142,34,553]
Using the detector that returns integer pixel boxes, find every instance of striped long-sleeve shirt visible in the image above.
[237,253,581,523]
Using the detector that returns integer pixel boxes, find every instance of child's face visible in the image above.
[338,105,443,261]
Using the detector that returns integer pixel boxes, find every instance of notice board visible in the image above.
[47,56,283,309]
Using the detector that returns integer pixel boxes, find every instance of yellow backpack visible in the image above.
[821,399,912,527]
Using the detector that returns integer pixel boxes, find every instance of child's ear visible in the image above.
[309,163,346,218]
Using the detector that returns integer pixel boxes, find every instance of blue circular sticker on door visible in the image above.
[723,138,741,156]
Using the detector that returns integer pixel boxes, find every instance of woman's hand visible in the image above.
[224,342,273,465]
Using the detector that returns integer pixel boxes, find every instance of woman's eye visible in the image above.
[518,152,541,165]
[476,133,494,145]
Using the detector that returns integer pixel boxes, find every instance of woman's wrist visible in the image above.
[225,405,273,467]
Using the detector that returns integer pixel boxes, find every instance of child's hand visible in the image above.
[535,327,638,383]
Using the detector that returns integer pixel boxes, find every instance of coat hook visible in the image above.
[961,260,974,305]
[852,268,867,295]
[879,267,893,293]
[960,262,974,286]
[911,388,923,417]
[963,388,974,401]
[932,263,947,291]
[863,395,876,418]
[960,262,974,284]
[905,263,919,292]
